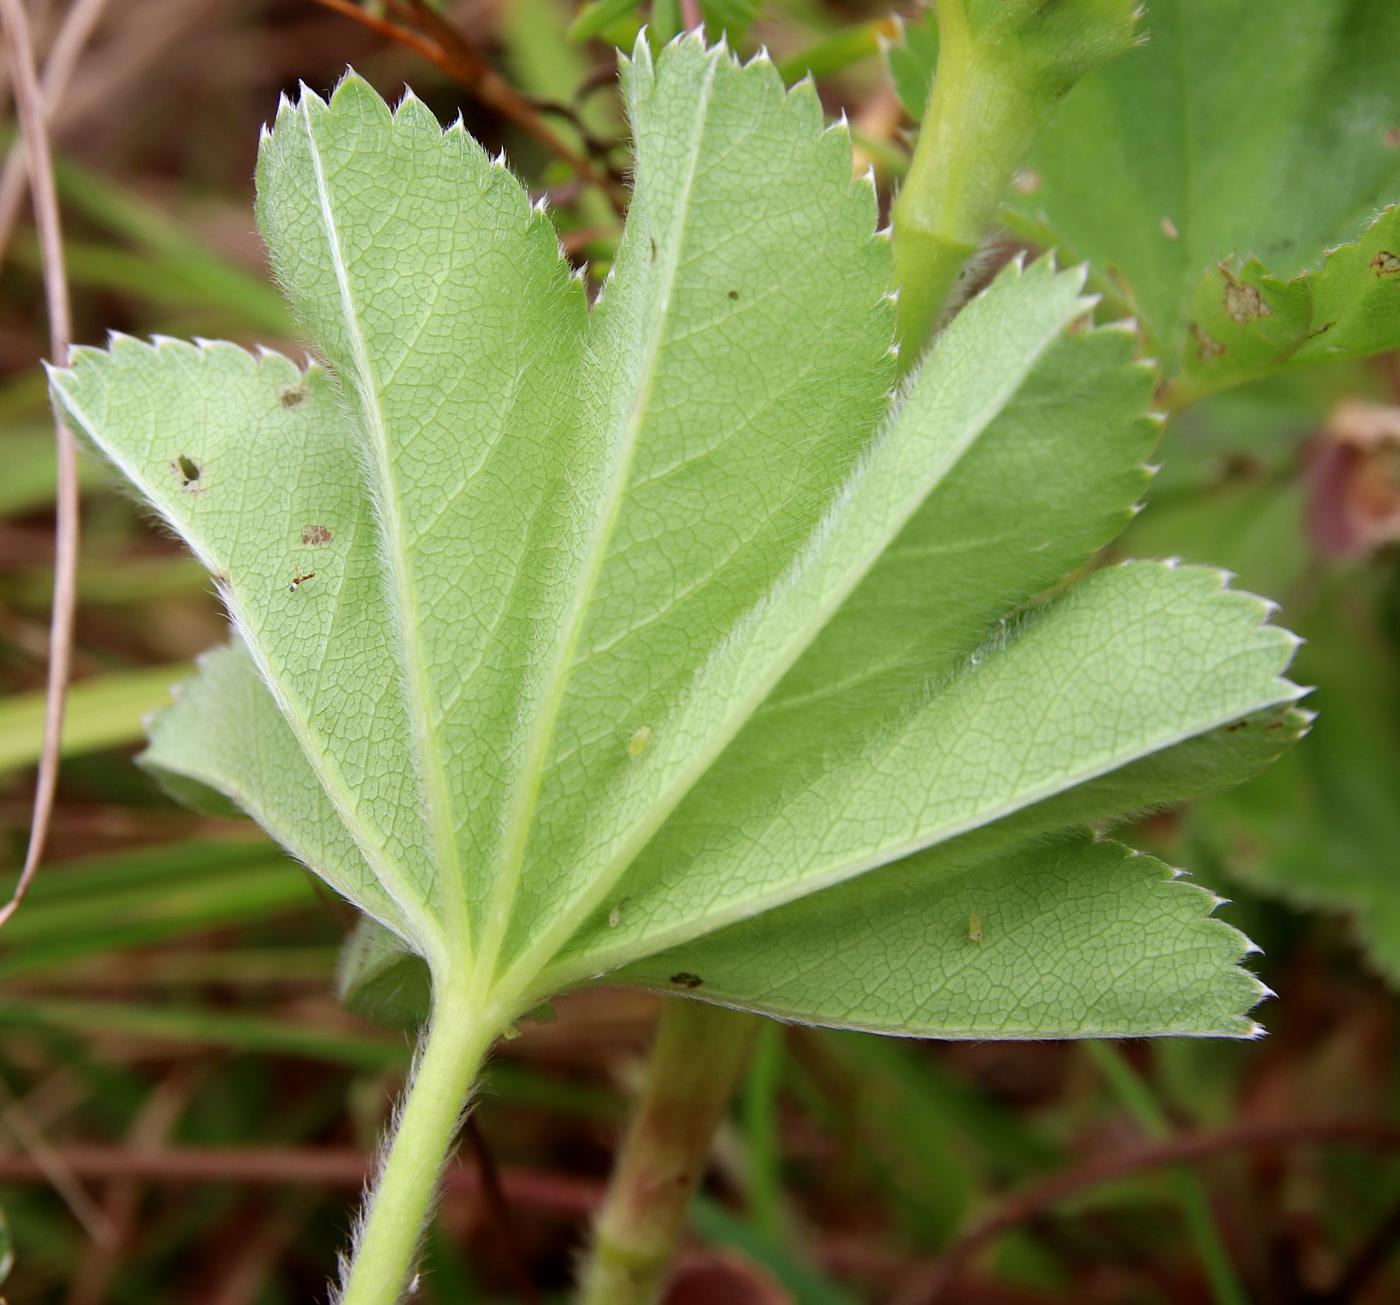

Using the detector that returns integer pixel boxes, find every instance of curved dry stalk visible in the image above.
[0,0,109,265]
[0,0,80,930]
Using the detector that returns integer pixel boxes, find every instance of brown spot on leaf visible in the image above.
[1189,323,1225,362]
[1226,720,1249,732]
[1370,250,1400,278]
[1160,216,1179,240]
[280,384,307,408]
[1223,277,1270,323]
[301,524,334,546]
[1385,127,1400,149]
[669,972,704,989]
[728,289,739,300]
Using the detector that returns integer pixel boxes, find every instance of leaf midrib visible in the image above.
[298,100,469,969]
[473,47,724,990]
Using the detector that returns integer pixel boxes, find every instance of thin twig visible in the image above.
[394,0,628,201]
[0,0,81,932]
[0,1073,115,1247]
[0,1144,603,1214]
[464,1115,542,1305]
[893,1121,1400,1305]
[308,0,626,212]
[0,0,109,266]
[68,1071,197,1305]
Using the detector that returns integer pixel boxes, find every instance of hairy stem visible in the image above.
[891,0,1139,363]
[891,0,1008,359]
[338,982,498,1305]
[577,999,761,1305]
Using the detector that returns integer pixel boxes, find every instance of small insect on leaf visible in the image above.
[170,455,202,493]
[288,570,316,593]
[967,912,984,943]
[669,972,704,989]
[627,725,652,758]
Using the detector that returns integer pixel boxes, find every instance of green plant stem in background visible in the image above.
[891,0,1139,361]
[338,982,498,1305]
[742,1020,786,1242]
[1085,1042,1248,1305]
[891,0,995,356]
[578,1000,761,1305]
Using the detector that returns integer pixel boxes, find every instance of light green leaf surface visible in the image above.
[1009,0,1400,388]
[142,643,407,937]
[54,38,1300,1042]
[618,835,1265,1038]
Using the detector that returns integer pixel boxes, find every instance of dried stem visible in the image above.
[894,1120,1400,1304]
[0,0,109,266]
[577,1000,761,1305]
[0,0,81,931]
[0,1143,603,1213]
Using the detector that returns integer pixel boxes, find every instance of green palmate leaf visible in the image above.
[49,36,1307,1296]
[1009,0,1400,393]
[53,37,1301,1045]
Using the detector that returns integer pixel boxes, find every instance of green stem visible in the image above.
[577,999,761,1305]
[1085,1042,1249,1305]
[892,0,1030,361]
[740,1020,785,1242]
[338,982,499,1305]
[890,0,1140,364]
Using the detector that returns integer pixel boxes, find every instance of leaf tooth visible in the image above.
[623,29,651,77]
[294,78,330,115]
